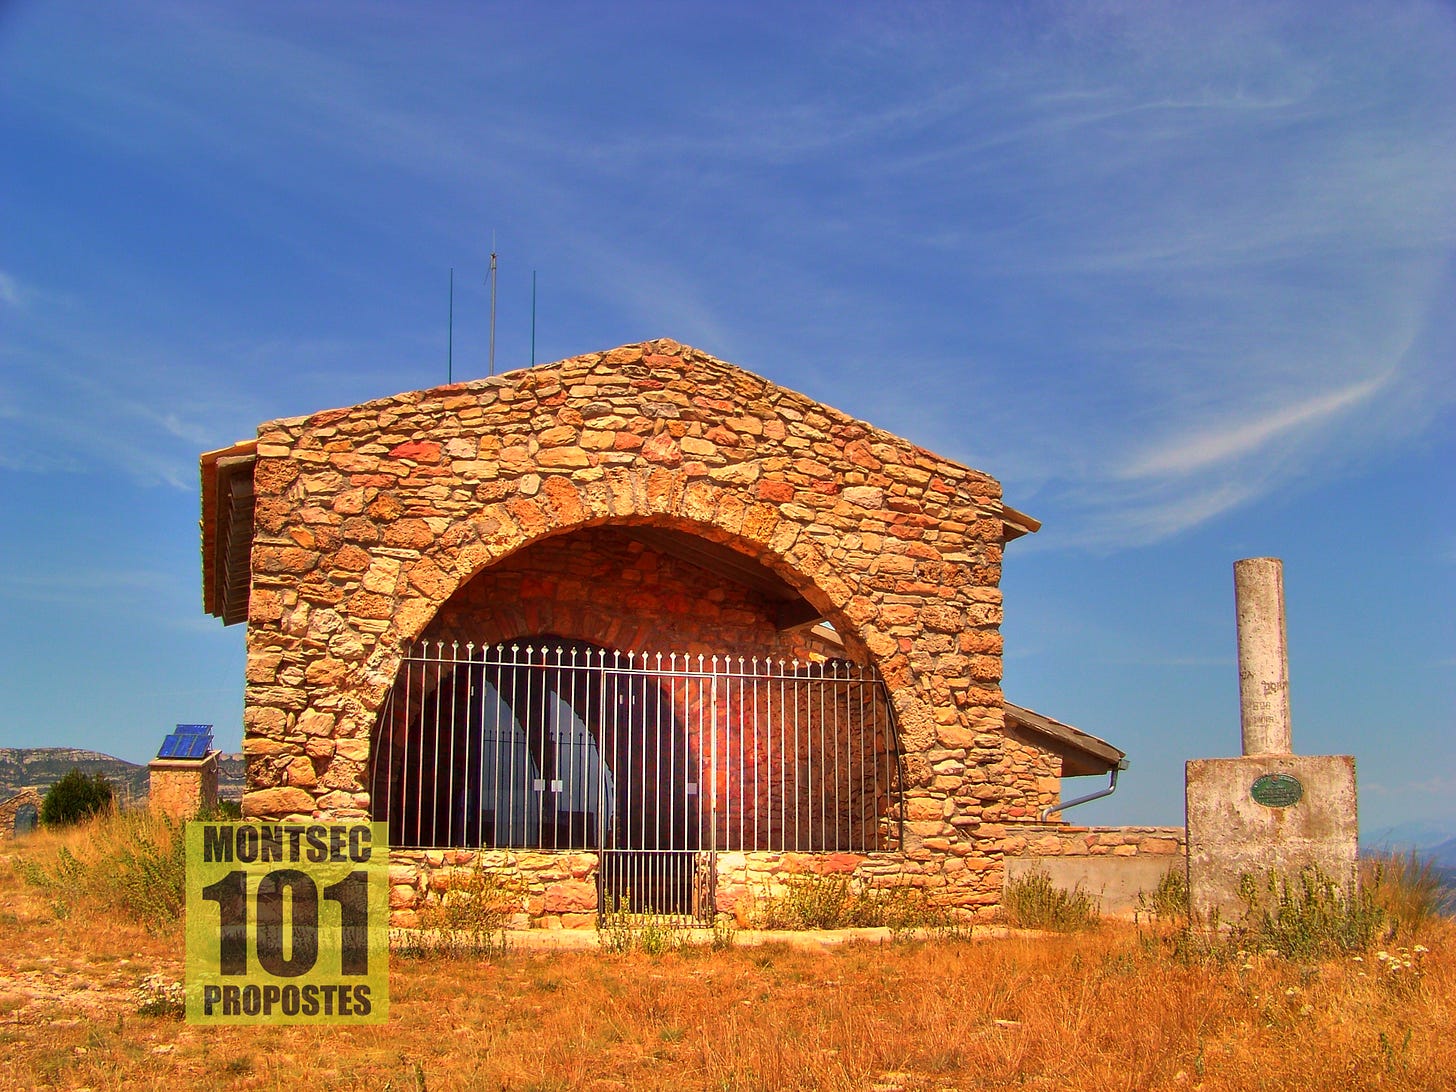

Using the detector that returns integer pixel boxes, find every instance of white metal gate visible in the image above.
[369,639,902,921]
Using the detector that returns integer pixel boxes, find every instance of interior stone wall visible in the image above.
[420,526,816,659]
[240,338,1027,917]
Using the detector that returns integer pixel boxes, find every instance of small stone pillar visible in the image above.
[1186,559,1358,921]
[149,752,220,820]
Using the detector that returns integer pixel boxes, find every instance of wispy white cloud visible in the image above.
[1119,373,1391,480]
[0,270,24,308]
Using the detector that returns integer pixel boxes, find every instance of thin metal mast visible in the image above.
[447,267,454,384]
[487,236,498,377]
[531,269,537,366]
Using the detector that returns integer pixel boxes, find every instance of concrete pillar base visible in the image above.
[1185,754,1357,922]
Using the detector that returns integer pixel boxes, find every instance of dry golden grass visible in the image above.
[3,817,1453,1091]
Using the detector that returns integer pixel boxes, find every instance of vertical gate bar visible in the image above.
[775,660,784,852]
[737,662,745,852]
[491,645,503,847]
[551,647,562,851]
[838,666,850,856]
[405,650,417,846]
[793,666,801,851]
[394,654,408,843]
[573,646,585,850]
[620,650,631,859]
[850,666,861,856]
[415,647,429,846]
[849,669,857,852]
[757,663,765,851]
[709,669,718,915]
[447,643,460,847]
[568,645,580,849]
[655,656,664,853]
[432,643,445,847]
[871,670,881,850]
[508,645,521,848]
[817,664,825,850]
[474,650,486,847]
[665,655,675,853]
[595,647,607,915]
[537,649,548,848]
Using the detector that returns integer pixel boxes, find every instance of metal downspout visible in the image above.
[1039,759,1129,822]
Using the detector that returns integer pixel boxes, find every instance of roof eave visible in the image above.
[1004,700,1125,776]
[200,440,257,623]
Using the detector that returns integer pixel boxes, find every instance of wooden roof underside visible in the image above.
[1004,701,1126,777]
[200,442,257,625]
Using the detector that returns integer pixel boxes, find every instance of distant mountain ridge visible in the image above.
[0,747,244,805]
[1362,820,1456,855]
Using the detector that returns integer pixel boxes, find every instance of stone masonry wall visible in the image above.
[241,339,1025,918]
[1000,732,1063,819]
[148,759,219,820]
[1003,824,1187,860]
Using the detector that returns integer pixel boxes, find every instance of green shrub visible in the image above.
[41,769,114,827]
[1234,865,1385,961]
[749,873,967,940]
[1151,865,1393,968]
[109,813,187,929]
[1136,867,1190,926]
[1001,870,1100,931]
[757,872,858,929]
[396,861,519,960]
[597,893,686,955]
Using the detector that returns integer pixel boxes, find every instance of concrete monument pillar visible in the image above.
[1234,558,1292,756]
[1185,558,1358,921]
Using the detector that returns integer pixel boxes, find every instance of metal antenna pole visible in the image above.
[531,269,537,366]
[487,235,498,377]
[447,267,454,384]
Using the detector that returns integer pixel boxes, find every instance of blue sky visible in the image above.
[1,1,1452,833]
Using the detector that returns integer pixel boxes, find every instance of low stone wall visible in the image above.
[388,849,602,930]
[386,847,985,930]
[1003,823,1187,916]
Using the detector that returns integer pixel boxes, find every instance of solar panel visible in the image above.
[156,724,214,760]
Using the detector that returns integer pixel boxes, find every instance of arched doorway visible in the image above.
[369,635,901,919]
[14,802,38,837]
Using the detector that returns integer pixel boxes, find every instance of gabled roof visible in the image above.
[1004,702,1126,777]
[199,339,1041,625]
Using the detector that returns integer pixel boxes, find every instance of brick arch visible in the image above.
[354,469,909,743]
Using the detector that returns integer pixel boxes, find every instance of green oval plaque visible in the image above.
[1250,773,1303,808]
